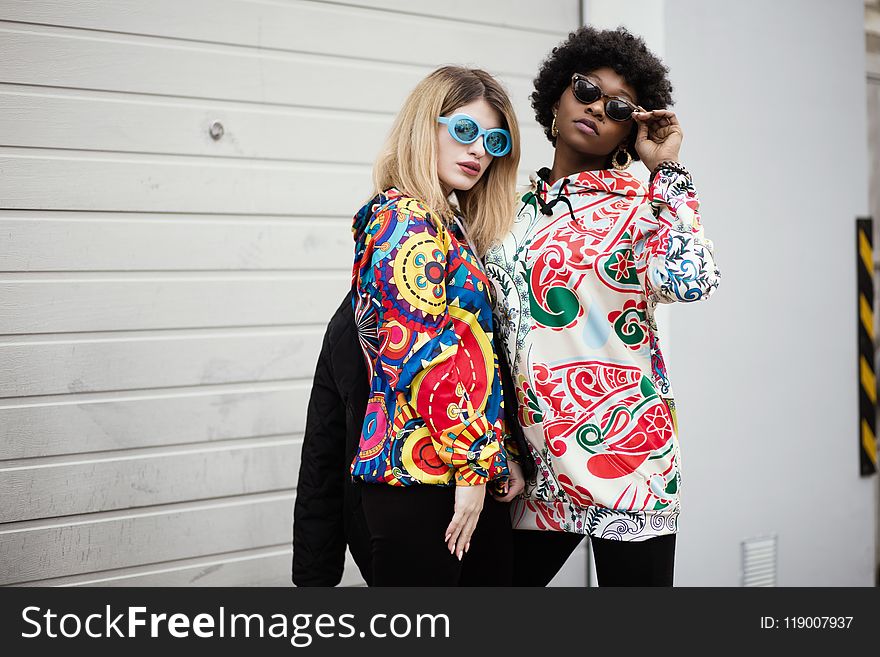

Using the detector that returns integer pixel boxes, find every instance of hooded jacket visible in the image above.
[350,189,519,488]
[485,164,720,540]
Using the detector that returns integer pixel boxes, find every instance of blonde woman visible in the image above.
[349,66,524,586]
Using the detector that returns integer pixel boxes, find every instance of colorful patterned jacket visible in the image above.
[485,164,720,539]
[350,189,515,487]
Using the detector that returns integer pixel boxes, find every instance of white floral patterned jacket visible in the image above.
[485,164,720,540]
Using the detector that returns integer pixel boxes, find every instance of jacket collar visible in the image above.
[533,166,647,200]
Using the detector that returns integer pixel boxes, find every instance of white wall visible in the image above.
[588,0,875,585]
[0,0,570,587]
[867,0,880,581]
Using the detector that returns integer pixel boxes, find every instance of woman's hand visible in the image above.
[490,461,525,503]
[633,109,683,173]
[444,483,485,560]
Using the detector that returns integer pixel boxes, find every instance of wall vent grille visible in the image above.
[741,535,777,587]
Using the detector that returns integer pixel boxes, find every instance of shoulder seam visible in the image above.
[370,196,447,238]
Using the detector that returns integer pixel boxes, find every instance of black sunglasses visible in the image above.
[570,73,643,122]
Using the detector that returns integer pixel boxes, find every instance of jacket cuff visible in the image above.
[454,464,489,487]
[453,426,506,486]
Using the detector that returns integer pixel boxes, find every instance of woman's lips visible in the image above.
[574,119,598,136]
[457,162,481,176]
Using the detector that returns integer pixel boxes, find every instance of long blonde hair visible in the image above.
[372,66,520,256]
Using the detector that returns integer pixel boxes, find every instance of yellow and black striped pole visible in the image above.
[857,218,878,475]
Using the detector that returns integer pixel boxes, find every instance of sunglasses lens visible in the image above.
[485,131,510,156]
[452,117,479,142]
[572,79,601,104]
[606,99,634,121]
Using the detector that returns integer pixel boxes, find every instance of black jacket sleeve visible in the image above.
[292,317,348,586]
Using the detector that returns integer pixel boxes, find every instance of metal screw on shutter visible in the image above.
[209,120,225,140]
[741,534,778,586]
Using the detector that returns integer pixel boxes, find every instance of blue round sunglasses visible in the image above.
[437,114,512,157]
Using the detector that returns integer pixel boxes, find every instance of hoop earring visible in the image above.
[551,113,559,138]
[612,145,632,170]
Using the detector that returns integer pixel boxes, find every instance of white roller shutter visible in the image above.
[0,0,577,586]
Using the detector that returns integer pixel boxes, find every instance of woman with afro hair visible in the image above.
[485,26,721,586]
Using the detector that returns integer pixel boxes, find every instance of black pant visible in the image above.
[512,529,676,587]
[360,483,513,586]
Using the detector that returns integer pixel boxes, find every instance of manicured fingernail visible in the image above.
[458,550,463,561]
[444,534,450,542]
[465,542,470,553]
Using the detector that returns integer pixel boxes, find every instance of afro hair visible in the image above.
[532,26,673,159]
